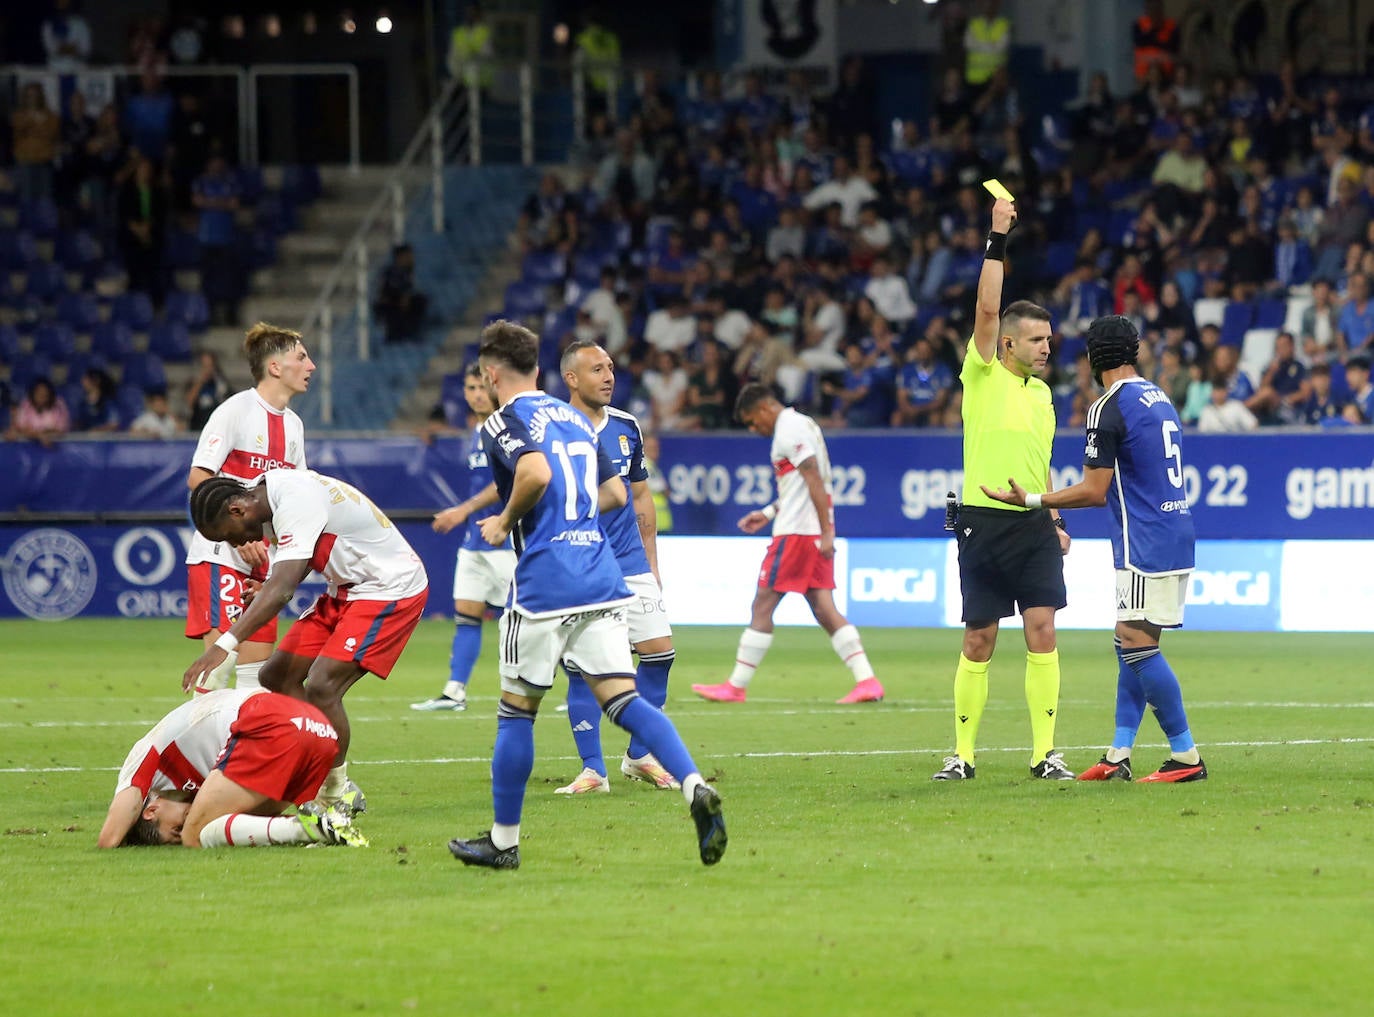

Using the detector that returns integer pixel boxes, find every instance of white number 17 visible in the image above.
[551,440,598,520]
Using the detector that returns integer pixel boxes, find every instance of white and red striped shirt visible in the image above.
[263,469,428,601]
[769,407,833,536]
[115,688,264,799]
[186,389,306,569]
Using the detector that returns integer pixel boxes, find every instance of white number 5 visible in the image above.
[1161,420,1184,489]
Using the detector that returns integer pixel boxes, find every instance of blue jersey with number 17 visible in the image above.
[1083,377,1195,576]
[594,406,652,577]
[482,391,633,618]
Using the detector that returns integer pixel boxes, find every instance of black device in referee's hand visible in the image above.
[944,492,959,531]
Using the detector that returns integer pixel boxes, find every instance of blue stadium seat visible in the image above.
[440,371,467,427]
[58,381,84,416]
[11,354,54,391]
[0,323,18,360]
[32,321,76,359]
[56,292,101,332]
[1220,301,1254,346]
[1329,361,1350,400]
[542,306,578,344]
[1254,298,1287,330]
[255,192,299,236]
[25,261,66,301]
[56,230,102,272]
[503,281,546,318]
[1106,209,1134,245]
[149,321,192,362]
[165,289,210,332]
[18,198,59,239]
[645,220,675,254]
[571,252,607,289]
[281,164,322,205]
[64,351,109,382]
[120,352,166,390]
[112,292,155,331]
[245,229,277,269]
[116,384,147,426]
[164,229,200,270]
[521,250,566,286]
[0,229,38,271]
[1043,241,1077,280]
[92,322,134,359]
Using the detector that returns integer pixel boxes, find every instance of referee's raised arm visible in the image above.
[972,197,1017,364]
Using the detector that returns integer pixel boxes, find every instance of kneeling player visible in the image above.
[97,688,368,848]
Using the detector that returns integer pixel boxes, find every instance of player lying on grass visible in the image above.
[97,688,369,848]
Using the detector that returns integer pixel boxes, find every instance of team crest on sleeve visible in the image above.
[619,434,631,455]
[497,433,526,456]
[255,434,265,448]
[206,434,223,453]
[1084,434,1099,460]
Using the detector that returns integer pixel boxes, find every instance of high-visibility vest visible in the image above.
[1133,16,1178,80]
[965,15,1010,86]
[576,23,621,94]
[449,22,492,87]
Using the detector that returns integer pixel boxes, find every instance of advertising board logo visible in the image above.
[850,568,937,603]
[1188,570,1272,607]
[112,527,179,586]
[2,528,98,620]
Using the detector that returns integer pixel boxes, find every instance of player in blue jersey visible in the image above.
[447,320,727,869]
[412,365,515,712]
[982,315,1206,783]
[554,339,680,793]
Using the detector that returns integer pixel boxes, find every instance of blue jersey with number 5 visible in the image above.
[482,391,632,617]
[1083,377,1195,575]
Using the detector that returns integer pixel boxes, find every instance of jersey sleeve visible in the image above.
[483,411,535,472]
[190,398,237,473]
[267,479,331,564]
[1084,396,1124,470]
[775,411,820,469]
[625,419,648,483]
[288,411,308,469]
[114,737,163,797]
[959,336,995,385]
[596,441,617,485]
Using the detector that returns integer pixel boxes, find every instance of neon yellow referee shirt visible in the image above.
[959,337,1055,510]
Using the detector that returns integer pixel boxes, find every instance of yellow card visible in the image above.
[982,178,1015,202]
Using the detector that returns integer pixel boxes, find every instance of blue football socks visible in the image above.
[564,664,606,777]
[491,701,537,826]
[448,612,483,688]
[603,691,697,782]
[628,649,674,759]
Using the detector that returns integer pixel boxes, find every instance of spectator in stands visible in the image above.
[1132,0,1179,82]
[1343,356,1373,423]
[117,154,167,306]
[643,348,688,430]
[1302,362,1345,424]
[1337,272,1374,353]
[1315,177,1368,281]
[1154,345,1190,409]
[864,254,916,331]
[55,90,95,213]
[828,56,877,149]
[518,172,570,251]
[1289,184,1323,247]
[766,205,805,264]
[853,201,893,266]
[1066,351,1100,428]
[580,266,627,357]
[798,282,846,373]
[1113,253,1156,315]
[6,378,70,446]
[802,155,876,228]
[185,349,231,431]
[645,294,695,354]
[681,339,734,431]
[376,244,429,343]
[193,154,241,326]
[170,94,214,211]
[593,129,655,211]
[42,0,92,71]
[84,103,126,233]
[647,229,695,301]
[1301,278,1344,364]
[124,70,175,165]
[73,368,120,433]
[822,343,884,429]
[1054,256,1113,339]
[1180,361,1212,425]
[1250,332,1310,425]
[1151,130,1205,219]
[1272,216,1313,291]
[892,335,953,427]
[12,82,60,205]
[1225,220,1273,302]
[1197,376,1259,433]
[129,387,180,438]
[1144,279,1196,341]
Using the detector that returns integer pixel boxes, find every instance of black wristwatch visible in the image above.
[1053,517,1068,532]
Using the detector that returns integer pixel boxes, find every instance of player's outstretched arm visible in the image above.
[972,197,1017,365]
[182,558,312,692]
[631,478,660,581]
[598,474,628,512]
[433,481,499,533]
[981,467,1114,510]
[97,786,145,848]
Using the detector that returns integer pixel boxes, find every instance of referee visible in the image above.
[932,195,1074,781]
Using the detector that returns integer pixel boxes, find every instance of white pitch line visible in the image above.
[3,736,1373,776]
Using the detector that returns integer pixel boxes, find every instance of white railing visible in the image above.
[297,76,468,425]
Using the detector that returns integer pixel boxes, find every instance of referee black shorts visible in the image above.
[955,506,1067,622]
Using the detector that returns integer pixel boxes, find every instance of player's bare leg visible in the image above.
[300,657,369,812]
[183,770,363,847]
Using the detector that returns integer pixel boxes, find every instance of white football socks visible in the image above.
[726,629,773,689]
[830,624,875,683]
[235,660,263,690]
[198,813,314,847]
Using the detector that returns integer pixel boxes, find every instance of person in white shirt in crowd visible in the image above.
[798,282,847,373]
[129,387,180,439]
[1197,378,1260,433]
[703,287,753,352]
[579,265,629,357]
[802,155,877,228]
[864,254,917,331]
[645,293,696,353]
[766,206,806,263]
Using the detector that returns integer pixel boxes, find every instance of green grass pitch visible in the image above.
[2,619,1372,1016]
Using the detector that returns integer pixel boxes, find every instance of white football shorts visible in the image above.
[500,606,634,697]
[452,547,515,606]
[1116,569,1188,628]
[624,571,672,644]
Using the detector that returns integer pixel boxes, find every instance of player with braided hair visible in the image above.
[982,314,1207,782]
[183,322,312,695]
[183,468,428,813]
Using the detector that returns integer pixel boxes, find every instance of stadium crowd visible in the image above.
[503,50,1374,436]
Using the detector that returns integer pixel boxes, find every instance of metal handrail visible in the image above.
[297,76,464,425]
